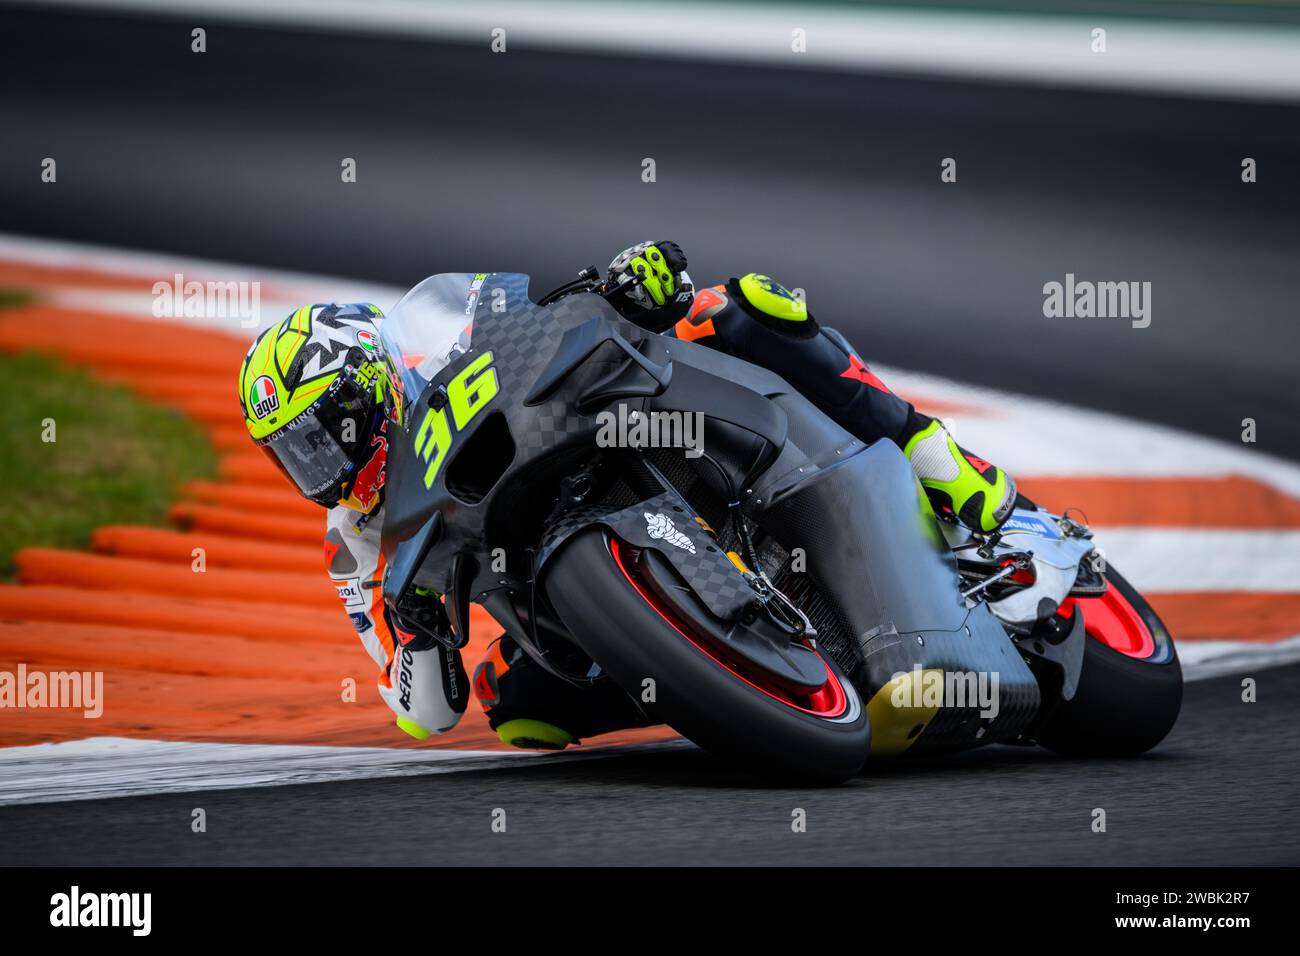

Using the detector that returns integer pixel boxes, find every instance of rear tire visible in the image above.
[544,529,871,784]
[1036,568,1182,757]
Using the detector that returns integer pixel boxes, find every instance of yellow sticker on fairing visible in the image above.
[413,351,500,489]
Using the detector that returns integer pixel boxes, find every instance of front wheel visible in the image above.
[543,529,871,784]
[1035,567,1182,756]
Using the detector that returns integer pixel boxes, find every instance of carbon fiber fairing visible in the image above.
[755,440,1039,752]
[537,488,760,623]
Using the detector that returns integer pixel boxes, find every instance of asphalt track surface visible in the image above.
[0,662,1293,866]
[1,7,1298,866]
[2,6,1299,461]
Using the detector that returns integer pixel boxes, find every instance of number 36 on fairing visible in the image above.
[413,351,499,489]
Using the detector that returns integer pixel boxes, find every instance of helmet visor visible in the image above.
[256,381,364,504]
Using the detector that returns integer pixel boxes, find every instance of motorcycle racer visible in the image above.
[605,241,1016,534]
[236,243,1018,749]
[237,302,468,735]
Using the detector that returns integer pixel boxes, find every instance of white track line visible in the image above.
[0,736,692,806]
[1080,530,1300,593]
[0,629,1281,804]
[0,624,1279,813]
[31,0,1300,101]
[880,364,1300,502]
[0,232,404,338]
[1178,634,1300,682]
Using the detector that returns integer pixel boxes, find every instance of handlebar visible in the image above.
[536,264,639,307]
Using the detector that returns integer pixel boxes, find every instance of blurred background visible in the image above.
[2,0,1299,455]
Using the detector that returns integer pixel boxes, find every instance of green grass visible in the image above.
[0,289,35,309]
[0,350,218,577]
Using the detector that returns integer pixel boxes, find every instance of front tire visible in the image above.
[1035,567,1182,756]
[544,529,871,784]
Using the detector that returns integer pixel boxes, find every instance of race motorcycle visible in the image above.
[377,270,1182,784]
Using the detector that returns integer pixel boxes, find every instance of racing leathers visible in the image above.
[605,243,1017,533]
[324,502,469,738]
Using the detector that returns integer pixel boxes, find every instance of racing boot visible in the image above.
[899,412,1016,533]
[671,273,1016,532]
[472,635,651,749]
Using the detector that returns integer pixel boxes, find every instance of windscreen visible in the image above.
[379,273,502,401]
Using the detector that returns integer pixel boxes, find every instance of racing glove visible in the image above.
[606,240,694,331]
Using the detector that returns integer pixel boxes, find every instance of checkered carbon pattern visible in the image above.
[459,273,638,456]
[538,490,759,622]
[382,274,632,601]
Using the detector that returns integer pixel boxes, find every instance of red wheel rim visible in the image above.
[609,538,850,718]
[1061,585,1156,660]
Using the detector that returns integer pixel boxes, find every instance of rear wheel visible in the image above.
[544,529,871,784]
[1035,567,1182,756]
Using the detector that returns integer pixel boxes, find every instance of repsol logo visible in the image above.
[398,648,414,711]
[334,578,365,608]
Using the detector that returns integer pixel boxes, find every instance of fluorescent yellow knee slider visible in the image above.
[395,715,432,740]
[495,718,574,750]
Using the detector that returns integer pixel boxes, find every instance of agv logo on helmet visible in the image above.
[249,375,280,419]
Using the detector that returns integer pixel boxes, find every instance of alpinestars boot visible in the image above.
[902,417,1016,532]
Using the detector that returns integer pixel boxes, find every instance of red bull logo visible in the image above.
[348,428,387,511]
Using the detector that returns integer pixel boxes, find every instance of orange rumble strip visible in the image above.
[1018,476,1300,528]
[219,454,288,486]
[182,481,321,518]
[14,548,339,609]
[168,502,321,545]
[0,298,578,749]
[92,526,323,575]
[0,584,343,643]
[1147,593,1300,644]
